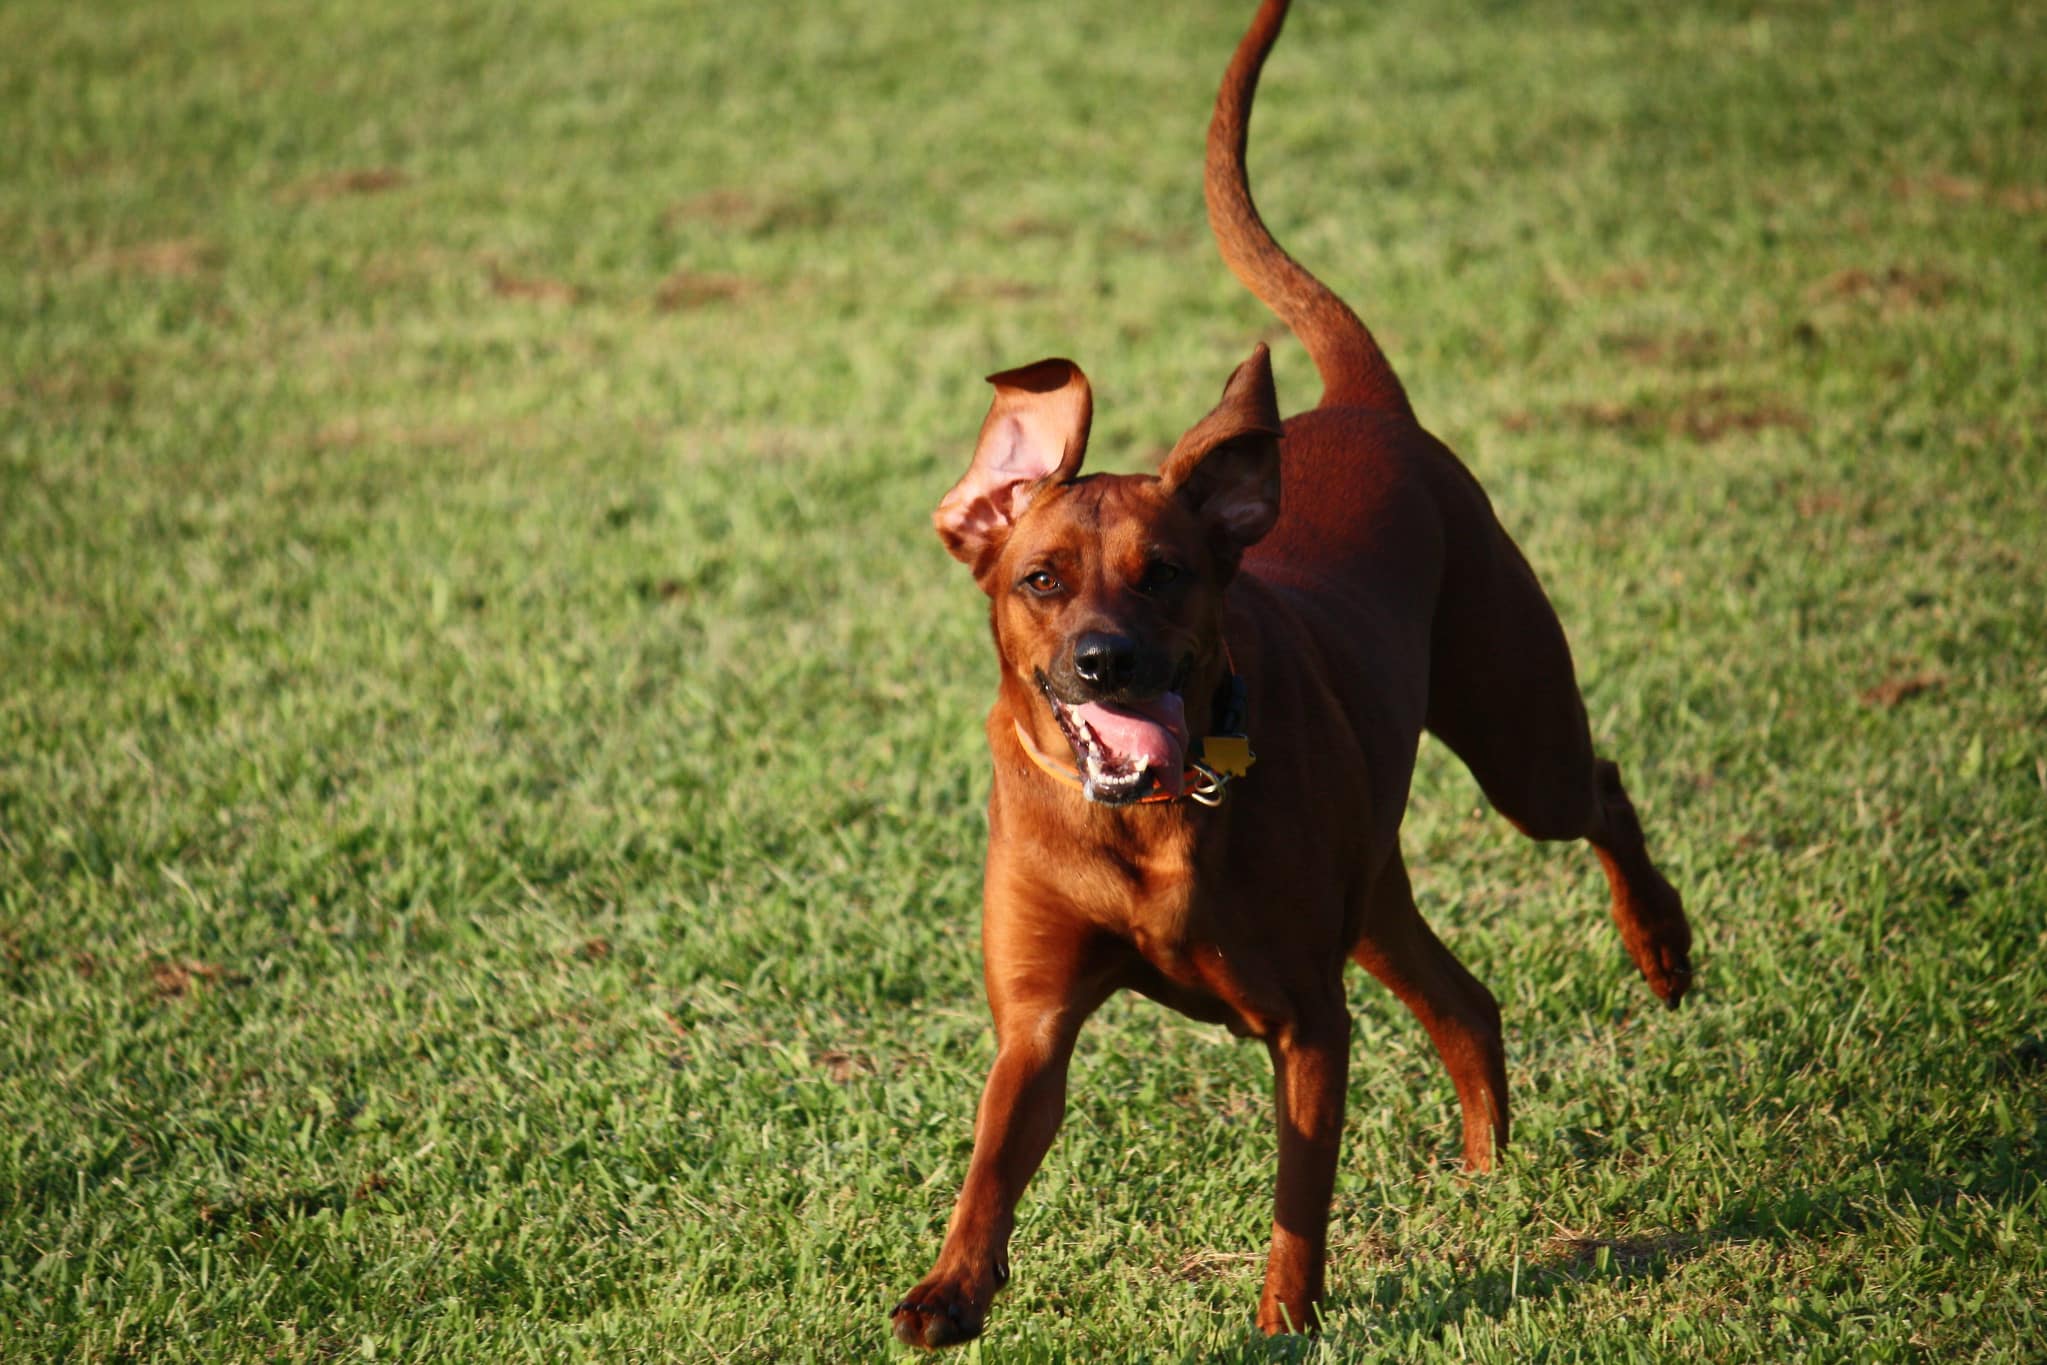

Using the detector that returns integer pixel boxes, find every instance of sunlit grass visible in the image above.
[2,0,2043,1359]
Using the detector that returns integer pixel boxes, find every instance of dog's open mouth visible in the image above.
[1047,689,1190,804]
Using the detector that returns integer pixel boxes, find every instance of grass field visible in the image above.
[4,0,2044,1359]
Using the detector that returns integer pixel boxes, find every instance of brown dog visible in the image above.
[892,0,1692,1346]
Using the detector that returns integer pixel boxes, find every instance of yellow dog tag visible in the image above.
[1199,735,1255,779]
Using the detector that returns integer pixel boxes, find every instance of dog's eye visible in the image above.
[1137,561,1184,594]
[1022,570,1062,596]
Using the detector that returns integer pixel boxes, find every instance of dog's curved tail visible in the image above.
[1207,0,1412,418]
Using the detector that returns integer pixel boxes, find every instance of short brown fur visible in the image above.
[893,0,1692,1346]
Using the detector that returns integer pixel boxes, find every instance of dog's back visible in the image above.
[1211,1,1616,843]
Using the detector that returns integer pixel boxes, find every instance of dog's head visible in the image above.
[934,346,1281,804]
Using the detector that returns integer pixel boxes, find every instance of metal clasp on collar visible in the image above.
[1185,760,1228,807]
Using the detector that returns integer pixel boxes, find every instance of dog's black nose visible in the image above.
[1071,632,1139,691]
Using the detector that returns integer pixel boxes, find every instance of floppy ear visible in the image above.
[1159,344,1283,555]
[934,358,1092,572]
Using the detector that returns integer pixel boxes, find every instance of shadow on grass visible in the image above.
[1308,1078,2043,1356]
[1337,1229,1707,1349]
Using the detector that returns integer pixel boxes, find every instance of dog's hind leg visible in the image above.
[1581,758,1692,1006]
[1429,651,1692,1007]
[1350,854,1509,1172]
[1421,506,1693,1007]
[1436,693,1692,1007]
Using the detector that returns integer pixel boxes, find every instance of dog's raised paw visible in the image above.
[891,1279,988,1349]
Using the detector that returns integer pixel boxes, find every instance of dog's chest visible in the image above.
[1043,826,1301,1037]
[1058,827,1202,942]
[996,792,1309,1034]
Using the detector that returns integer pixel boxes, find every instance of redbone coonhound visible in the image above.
[893,0,1693,1345]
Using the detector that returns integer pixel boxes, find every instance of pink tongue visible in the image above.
[1073,693,1189,792]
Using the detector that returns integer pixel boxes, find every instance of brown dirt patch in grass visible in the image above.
[942,277,1044,303]
[1547,1231,1700,1272]
[997,216,1065,240]
[1861,673,1944,708]
[814,1049,877,1083]
[1561,262,1685,297]
[1164,1249,1263,1282]
[1816,265,1954,310]
[1794,489,1850,518]
[151,959,248,998]
[667,188,759,226]
[1557,387,1807,442]
[289,167,408,200]
[92,238,218,278]
[1,365,136,411]
[488,262,581,305]
[1674,397,1809,441]
[665,188,836,234]
[655,271,754,310]
[1604,328,1722,367]
[633,576,691,604]
[1890,173,2047,214]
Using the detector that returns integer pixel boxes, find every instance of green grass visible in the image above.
[3,0,2043,1359]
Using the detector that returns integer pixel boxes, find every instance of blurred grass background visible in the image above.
[2,0,2043,1359]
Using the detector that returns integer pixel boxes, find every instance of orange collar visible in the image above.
[1009,652,1255,807]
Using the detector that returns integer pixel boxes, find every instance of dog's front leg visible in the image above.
[893,953,1108,1350]
[1257,999,1351,1335]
